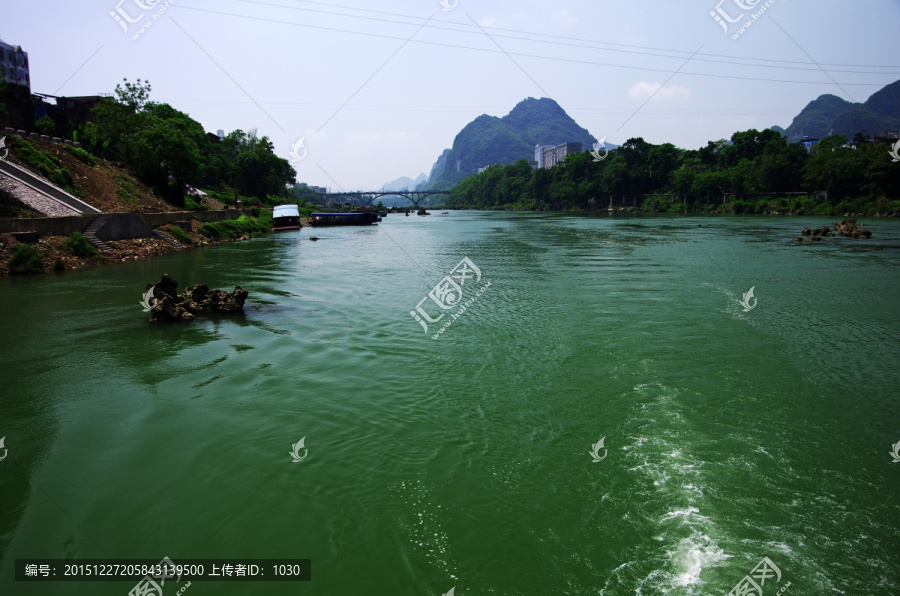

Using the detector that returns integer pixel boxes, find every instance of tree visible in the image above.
[803,135,865,202]
[115,78,152,111]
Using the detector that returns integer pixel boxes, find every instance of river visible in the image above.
[1,211,898,594]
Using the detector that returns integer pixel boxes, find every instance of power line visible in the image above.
[170,4,894,87]
[223,0,900,74]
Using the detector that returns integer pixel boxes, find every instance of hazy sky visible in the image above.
[2,0,899,189]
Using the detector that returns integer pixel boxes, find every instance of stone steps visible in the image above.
[82,216,114,254]
[152,230,183,249]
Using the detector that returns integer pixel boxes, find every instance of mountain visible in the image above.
[380,173,427,192]
[774,80,900,142]
[422,97,598,190]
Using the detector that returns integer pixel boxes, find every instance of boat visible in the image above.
[273,204,302,230]
[310,212,380,227]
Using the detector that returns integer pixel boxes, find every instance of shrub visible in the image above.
[64,145,96,166]
[166,225,192,245]
[116,175,141,205]
[198,215,269,240]
[7,244,45,274]
[64,232,98,257]
[184,194,207,211]
[6,137,85,197]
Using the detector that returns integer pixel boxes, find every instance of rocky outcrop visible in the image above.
[801,226,833,237]
[146,274,248,322]
[832,218,873,238]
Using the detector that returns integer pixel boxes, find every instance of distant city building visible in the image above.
[0,39,30,91]
[293,183,328,194]
[535,144,554,168]
[801,136,820,151]
[871,131,899,144]
[477,166,489,174]
[540,142,583,169]
[217,129,225,140]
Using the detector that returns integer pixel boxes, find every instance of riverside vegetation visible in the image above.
[447,130,900,215]
[1,78,320,276]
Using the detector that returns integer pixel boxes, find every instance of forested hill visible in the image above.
[772,79,900,142]
[422,98,597,190]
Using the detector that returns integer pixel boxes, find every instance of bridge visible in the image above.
[322,190,451,208]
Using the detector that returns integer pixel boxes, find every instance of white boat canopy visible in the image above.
[273,205,301,218]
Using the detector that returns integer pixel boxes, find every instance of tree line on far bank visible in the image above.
[35,78,298,208]
[446,129,900,215]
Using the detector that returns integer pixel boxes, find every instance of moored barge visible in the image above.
[272,205,302,230]
[310,212,380,227]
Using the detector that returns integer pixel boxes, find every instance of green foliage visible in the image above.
[198,215,269,240]
[184,195,206,211]
[86,81,296,207]
[7,244,44,274]
[166,225,193,245]
[64,232,98,258]
[7,137,84,197]
[64,145,96,166]
[115,78,153,111]
[116,175,141,205]
[446,128,898,214]
[35,115,57,136]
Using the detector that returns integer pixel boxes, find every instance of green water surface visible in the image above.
[1,212,898,595]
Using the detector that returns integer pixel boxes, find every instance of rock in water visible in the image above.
[832,218,872,238]
[146,274,248,322]
[802,226,833,237]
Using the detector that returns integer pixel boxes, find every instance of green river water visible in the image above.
[0,211,898,595]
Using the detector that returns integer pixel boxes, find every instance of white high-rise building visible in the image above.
[535,144,554,168]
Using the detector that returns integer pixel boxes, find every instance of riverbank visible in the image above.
[0,217,268,277]
[451,198,900,217]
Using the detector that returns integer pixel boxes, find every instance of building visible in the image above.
[535,144,554,168]
[0,39,30,91]
[32,94,107,128]
[871,131,899,144]
[293,183,328,194]
[540,142,583,169]
[800,137,820,152]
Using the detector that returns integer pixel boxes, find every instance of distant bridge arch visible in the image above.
[323,190,451,208]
